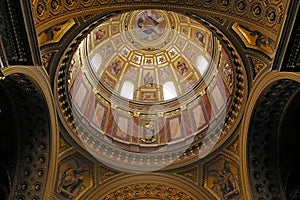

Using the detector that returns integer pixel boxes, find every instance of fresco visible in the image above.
[57,158,91,199]
[38,20,75,46]
[134,10,166,41]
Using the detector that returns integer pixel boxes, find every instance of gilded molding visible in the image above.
[31,0,289,36]
[84,173,210,199]
[232,23,277,59]
[247,56,268,79]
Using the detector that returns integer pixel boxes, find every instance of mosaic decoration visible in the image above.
[177,167,199,185]
[99,166,121,183]
[101,182,196,200]
[59,135,72,154]
[227,137,240,156]
[248,56,268,79]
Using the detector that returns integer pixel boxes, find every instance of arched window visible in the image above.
[163,81,177,100]
[196,55,209,76]
[120,81,134,100]
[90,53,102,72]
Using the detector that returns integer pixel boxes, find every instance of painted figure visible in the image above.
[58,166,86,199]
[141,123,156,143]
[103,77,114,89]
[196,31,205,44]
[94,29,105,42]
[135,10,166,41]
[127,67,138,80]
[160,68,171,79]
[209,161,240,199]
[239,25,275,53]
[38,21,68,42]
[176,61,188,75]
[143,72,154,87]
[109,60,122,76]
[102,44,113,58]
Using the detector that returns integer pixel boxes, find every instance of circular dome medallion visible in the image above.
[125,10,174,50]
[133,10,167,42]
[56,9,247,172]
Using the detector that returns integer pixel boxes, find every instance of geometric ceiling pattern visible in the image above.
[59,9,246,173]
[1,0,298,199]
[32,0,288,37]
[75,10,215,102]
[19,0,292,199]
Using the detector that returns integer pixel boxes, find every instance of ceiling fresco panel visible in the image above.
[203,154,242,200]
[55,153,94,200]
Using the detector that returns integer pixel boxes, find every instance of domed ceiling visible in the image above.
[71,10,216,103]
[58,9,246,172]
[2,0,294,199]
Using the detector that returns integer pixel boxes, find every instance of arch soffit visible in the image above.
[240,68,300,198]
[1,66,59,199]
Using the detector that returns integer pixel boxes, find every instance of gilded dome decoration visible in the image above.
[1,0,297,199]
[72,10,215,103]
[58,9,247,172]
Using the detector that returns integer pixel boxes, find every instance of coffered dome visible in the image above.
[59,9,246,172]
[71,10,215,103]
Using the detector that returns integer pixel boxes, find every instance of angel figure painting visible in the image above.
[94,28,105,43]
[57,160,89,199]
[209,160,240,199]
[176,61,188,75]
[143,72,155,88]
[195,31,205,45]
[134,10,166,41]
[109,60,122,76]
